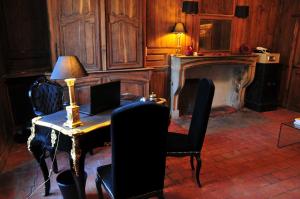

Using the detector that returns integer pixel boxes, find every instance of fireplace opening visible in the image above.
[178,79,198,116]
[178,79,237,117]
[170,55,257,118]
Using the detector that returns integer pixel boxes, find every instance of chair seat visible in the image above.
[166,132,193,153]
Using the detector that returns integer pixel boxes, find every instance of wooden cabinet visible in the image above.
[48,0,149,97]
[49,0,144,71]
[106,0,144,70]
[53,0,101,71]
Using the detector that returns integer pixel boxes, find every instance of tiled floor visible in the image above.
[1,108,300,199]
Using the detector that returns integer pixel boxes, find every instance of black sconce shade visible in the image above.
[235,6,249,18]
[172,22,186,34]
[182,1,199,14]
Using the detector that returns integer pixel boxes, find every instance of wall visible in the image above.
[145,0,300,101]
[146,0,281,58]
[0,0,11,173]
[273,0,300,105]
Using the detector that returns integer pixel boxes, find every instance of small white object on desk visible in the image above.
[294,118,300,127]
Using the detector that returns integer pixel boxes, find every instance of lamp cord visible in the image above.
[26,131,61,199]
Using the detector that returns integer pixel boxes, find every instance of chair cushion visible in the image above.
[97,164,113,196]
[166,132,192,153]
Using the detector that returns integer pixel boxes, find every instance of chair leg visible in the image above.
[95,177,104,199]
[32,149,50,196]
[50,151,58,173]
[195,154,202,187]
[190,155,195,170]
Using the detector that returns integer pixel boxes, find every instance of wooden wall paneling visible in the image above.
[145,48,171,67]
[106,0,144,70]
[149,67,170,101]
[231,0,281,53]
[199,0,235,15]
[47,0,58,66]
[54,0,101,71]
[1,0,51,74]
[146,0,192,67]
[0,78,14,172]
[286,15,300,110]
[244,0,280,50]
[146,0,181,48]
[0,2,6,75]
[287,67,300,111]
[272,0,300,106]
[146,0,282,55]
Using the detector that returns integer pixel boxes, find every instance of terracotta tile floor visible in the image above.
[1,108,300,199]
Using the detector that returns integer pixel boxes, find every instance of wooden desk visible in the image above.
[27,110,112,199]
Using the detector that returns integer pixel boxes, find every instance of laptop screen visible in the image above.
[91,81,120,114]
[80,81,120,115]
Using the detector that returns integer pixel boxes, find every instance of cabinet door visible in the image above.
[56,0,100,71]
[106,0,144,70]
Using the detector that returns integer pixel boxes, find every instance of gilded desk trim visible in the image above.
[27,116,42,152]
[71,136,81,175]
[28,116,111,176]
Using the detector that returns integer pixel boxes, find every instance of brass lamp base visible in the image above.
[63,104,83,128]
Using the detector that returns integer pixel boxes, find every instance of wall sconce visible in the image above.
[235,5,249,18]
[172,22,186,55]
[50,56,87,128]
[182,1,199,14]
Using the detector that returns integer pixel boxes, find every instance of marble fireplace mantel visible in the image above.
[170,55,258,118]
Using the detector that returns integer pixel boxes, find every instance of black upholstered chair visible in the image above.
[28,77,64,174]
[95,102,170,199]
[29,76,64,116]
[166,78,215,187]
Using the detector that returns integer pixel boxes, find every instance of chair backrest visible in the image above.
[28,77,64,116]
[110,102,169,198]
[188,78,215,151]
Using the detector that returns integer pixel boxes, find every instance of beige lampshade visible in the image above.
[50,56,87,80]
[172,22,186,33]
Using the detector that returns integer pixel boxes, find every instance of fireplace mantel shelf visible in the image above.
[170,55,258,118]
[173,54,258,59]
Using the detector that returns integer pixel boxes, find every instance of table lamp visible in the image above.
[50,56,87,128]
[172,22,186,55]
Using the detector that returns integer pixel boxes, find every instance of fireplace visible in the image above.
[170,55,257,118]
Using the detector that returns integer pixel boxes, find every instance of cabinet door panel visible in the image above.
[106,0,143,70]
[57,0,100,71]
[61,21,82,59]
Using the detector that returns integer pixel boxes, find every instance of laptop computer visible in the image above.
[80,81,120,115]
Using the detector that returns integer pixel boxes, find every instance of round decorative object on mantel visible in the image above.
[239,44,251,54]
[185,45,194,56]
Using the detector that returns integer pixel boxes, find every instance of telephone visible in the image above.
[254,47,269,53]
[254,47,280,63]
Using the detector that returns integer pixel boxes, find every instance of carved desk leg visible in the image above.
[50,130,58,173]
[27,123,50,196]
[70,136,87,199]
